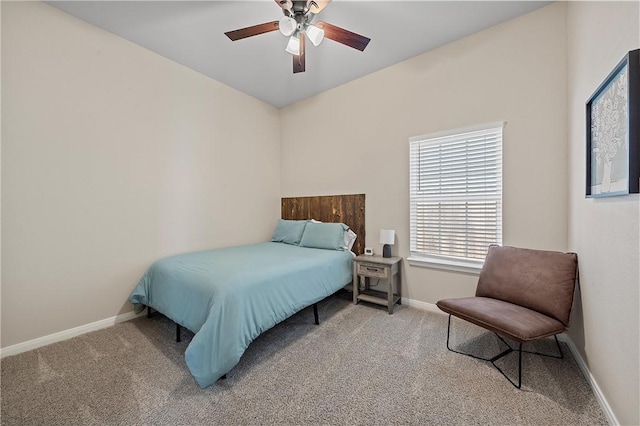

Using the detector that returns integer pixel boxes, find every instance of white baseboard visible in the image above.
[0,310,145,359]
[400,297,443,314]
[559,335,619,425]
[402,296,618,426]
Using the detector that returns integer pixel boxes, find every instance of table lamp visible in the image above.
[379,229,395,258]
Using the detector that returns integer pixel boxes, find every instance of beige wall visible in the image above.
[1,2,281,347]
[280,3,569,303]
[566,2,639,425]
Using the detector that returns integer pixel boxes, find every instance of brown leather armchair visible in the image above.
[436,244,578,389]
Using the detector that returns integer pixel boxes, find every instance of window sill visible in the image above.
[407,256,482,275]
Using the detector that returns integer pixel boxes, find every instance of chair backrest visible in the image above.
[475,244,578,327]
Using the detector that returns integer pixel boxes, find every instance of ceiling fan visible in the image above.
[224,0,371,73]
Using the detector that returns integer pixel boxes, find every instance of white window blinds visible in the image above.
[409,125,503,265]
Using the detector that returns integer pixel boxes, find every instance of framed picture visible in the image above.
[586,49,639,197]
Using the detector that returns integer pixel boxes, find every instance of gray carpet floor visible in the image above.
[1,292,607,425]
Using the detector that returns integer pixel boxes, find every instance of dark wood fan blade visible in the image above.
[307,0,331,14]
[225,21,279,41]
[293,35,306,73]
[315,21,370,51]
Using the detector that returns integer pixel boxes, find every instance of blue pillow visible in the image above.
[271,219,308,245]
[299,222,348,251]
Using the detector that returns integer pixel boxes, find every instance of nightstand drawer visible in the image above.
[357,262,388,279]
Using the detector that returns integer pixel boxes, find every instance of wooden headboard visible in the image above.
[281,194,366,256]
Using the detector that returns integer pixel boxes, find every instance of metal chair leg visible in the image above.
[446,315,513,364]
[489,342,522,389]
[553,334,564,359]
[445,314,535,389]
[176,323,181,343]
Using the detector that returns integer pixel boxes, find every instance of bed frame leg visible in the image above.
[313,303,319,325]
[176,323,181,342]
[147,306,152,318]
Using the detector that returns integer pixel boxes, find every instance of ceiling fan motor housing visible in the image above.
[285,1,318,20]
[280,1,317,36]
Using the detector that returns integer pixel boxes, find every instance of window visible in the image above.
[408,123,503,273]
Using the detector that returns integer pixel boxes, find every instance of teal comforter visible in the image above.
[129,242,353,388]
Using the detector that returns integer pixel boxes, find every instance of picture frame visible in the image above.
[586,48,639,197]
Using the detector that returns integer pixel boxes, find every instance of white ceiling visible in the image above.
[48,1,551,108]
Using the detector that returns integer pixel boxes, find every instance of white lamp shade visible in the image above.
[305,24,324,46]
[285,34,300,55]
[278,16,296,37]
[379,229,395,245]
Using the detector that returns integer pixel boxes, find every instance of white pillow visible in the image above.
[343,228,357,251]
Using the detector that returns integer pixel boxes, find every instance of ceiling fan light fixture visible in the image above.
[285,33,300,55]
[278,0,293,11]
[278,16,296,36]
[305,24,324,46]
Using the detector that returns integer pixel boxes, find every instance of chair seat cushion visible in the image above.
[436,297,565,343]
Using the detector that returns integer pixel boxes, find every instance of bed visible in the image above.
[129,194,365,388]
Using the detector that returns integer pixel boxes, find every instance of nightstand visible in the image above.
[353,255,402,314]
